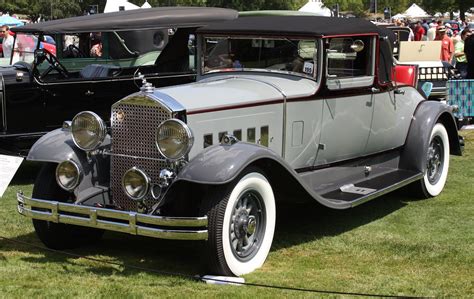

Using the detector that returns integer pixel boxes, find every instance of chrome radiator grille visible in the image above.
[111,96,172,211]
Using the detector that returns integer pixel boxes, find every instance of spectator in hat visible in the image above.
[435,25,454,63]
[454,28,472,78]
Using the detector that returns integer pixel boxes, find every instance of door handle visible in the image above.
[85,90,95,96]
[394,89,405,95]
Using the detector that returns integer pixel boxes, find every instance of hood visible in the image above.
[156,73,318,114]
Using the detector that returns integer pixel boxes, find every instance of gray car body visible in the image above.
[27,23,461,210]
[27,84,460,210]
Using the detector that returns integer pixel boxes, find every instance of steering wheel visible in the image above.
[66,44,86,58]
[34,48,70,79]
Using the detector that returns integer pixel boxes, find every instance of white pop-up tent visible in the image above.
[104,0,140,13]
[141,0,152,9]
[298,0,332,17]
[403,3,430,19]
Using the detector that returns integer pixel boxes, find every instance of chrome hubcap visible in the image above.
[229,190,265,261]
[427,136,444,185]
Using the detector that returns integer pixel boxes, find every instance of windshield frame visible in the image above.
[199,34,320,81]
[10,32,41,66]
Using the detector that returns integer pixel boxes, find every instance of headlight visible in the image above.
[156,119,193,160]
[71,111,106,151]
[56,160,82,191]
[122,167,150,200]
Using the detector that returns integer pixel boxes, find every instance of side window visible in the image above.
[327,36,373,78]
[62,33,102,59]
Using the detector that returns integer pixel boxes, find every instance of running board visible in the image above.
[321,170,423,207]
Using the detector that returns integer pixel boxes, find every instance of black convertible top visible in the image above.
[12,7,238,34]
[198,16,385,37]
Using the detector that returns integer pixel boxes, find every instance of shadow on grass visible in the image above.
[1,230,203,278]
[272,192,409,250]
[1,191,412,278]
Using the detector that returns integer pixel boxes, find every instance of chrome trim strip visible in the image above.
[34,73,195,86]
[102,150,168,162]
[1,74,6,132]
[17,192,208,241]
[0,131,49,138]
[149,90,187,114]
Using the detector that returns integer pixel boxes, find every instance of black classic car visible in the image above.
[0,7,237,155]
[18,16,461,276]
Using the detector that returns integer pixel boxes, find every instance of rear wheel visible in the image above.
[32,163,103,249]
[413,123,450,198]
[201,169,276,276]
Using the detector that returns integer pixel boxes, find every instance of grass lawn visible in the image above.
[0,131,473,298]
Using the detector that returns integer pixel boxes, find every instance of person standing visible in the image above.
[422,20,430,37]
[427,23,437,41]
[414,21,425,41]
[0,25,14,58]
[435,26,454,63]
[465,33,474,79]
[454,29,472,78]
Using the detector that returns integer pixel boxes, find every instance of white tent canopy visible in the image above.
[392,13,406,20]
[141,0,152,9]
[104,0,140,13]
[298,0,332,17]
[403,3,430,19]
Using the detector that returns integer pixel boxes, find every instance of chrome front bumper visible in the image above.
[17,192,208,241]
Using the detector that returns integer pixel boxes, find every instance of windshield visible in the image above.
[11,33,39,65]
[202,36,318,79]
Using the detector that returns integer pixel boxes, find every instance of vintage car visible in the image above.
[0,7,237,155]
[17,16,461,276]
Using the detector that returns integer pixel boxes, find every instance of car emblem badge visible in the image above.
[116,111,125,121]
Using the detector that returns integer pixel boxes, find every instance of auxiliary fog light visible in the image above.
[122,167,150,200]
[56,160,82,191]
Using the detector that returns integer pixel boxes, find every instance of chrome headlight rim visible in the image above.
[122,167,151,201]
[155,118,194,160]
[55,160,82,191]
[71,111,107,151]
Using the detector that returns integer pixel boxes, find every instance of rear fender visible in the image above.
[400,101,461,173]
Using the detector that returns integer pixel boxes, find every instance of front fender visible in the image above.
[27,128,111,203]
[176,142,294,184]
[28,128,86,164]
[400,100,461,173]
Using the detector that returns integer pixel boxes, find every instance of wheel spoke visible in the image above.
[243,235,249,247]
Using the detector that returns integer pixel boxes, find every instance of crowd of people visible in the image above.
[394,18,474,79]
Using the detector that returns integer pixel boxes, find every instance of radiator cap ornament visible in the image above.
[138,72,155,93]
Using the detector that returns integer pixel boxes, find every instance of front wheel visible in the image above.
[414,123,450,198]
[201,169,276,276]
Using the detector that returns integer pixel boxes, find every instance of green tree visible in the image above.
[423,0,474,20]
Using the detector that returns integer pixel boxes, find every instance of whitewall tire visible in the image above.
[421,123,450,197]
[202,169,276,276]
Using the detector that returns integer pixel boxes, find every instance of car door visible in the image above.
[315,36,376,165]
